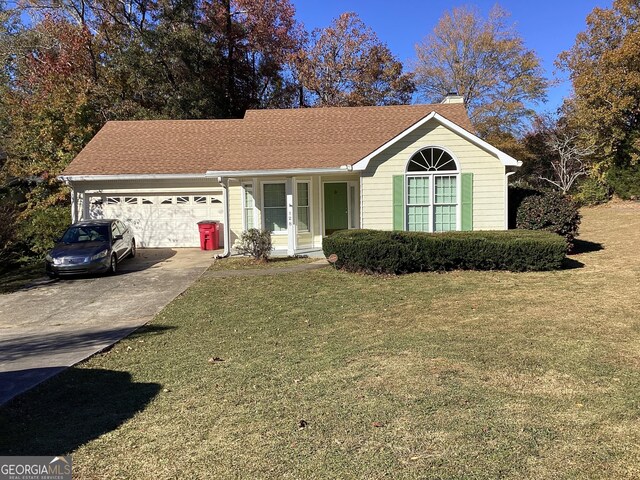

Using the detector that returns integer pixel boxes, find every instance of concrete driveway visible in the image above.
[0,248,216,405]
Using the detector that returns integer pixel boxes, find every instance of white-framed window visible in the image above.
[242,183,256,230]
[124,197,138,205]
[194,196,207,204]
[296,181,310,232]
[262,182,287,233]
[106,197,121,205]
[406,147,459,232]
[176,196,189,205]
[160,197,173,205]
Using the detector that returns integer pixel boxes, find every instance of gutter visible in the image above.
[58,173,208,182]
[58,167,355,183]
[204,166,353,178]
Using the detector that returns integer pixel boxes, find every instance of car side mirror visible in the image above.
[114,234,123,241]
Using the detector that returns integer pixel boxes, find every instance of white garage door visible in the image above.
[89,194,224,247]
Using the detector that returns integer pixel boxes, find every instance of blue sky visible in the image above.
[294,1,611,112]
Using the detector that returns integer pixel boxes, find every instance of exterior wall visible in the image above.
[361,121,506,231]
[72,171,362,251]
[227,174,360,253]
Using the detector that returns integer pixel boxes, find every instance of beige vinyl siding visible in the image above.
[361,121,506,231]
[228,181,243,245]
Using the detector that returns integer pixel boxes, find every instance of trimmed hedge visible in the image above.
[323,229,567,274]
[515,190,580,249]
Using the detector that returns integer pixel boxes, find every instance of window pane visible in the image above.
[435,176,457,204]
[297,183,309,207]
[407,148,457,172]
[407,206,429,232]
[245,209,254,230]
[244,186,254,208]
[263,184,286,232]
[434,205,456,232]
[264,184,285,208]
[265,208,287,232]
[244,185,255,229]
[298,206,309,231]
[407,177,429,205]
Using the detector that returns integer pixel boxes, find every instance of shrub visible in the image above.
[515,190,581,249]
[574,176,611,206]
[234,228,272,261]
[0,204,19,269]
[607,164,640,200]
[508,184,542,229]
[17,205,71,259]
[323,229,567,274]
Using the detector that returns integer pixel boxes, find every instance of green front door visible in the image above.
[324,183,348,235]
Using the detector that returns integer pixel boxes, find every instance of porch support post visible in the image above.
[286,177,295,256]
[70,184,78,223]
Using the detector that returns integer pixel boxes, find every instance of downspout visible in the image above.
[505,171,516,230]
[216,176,232,259]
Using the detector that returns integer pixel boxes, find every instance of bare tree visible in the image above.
[413,5,547,137]
[536,114,595,194]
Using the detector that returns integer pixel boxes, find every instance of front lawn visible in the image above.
[1,203,639,479]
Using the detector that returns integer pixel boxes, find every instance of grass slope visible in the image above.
[1,203,639,479]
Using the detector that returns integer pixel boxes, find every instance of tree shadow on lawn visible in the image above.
[0,367,161,455]
[562,239,604,269]
[562,257,585,269]
[572,239,604,255]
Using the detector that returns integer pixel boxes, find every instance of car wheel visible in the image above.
[109,253,118,275]
[128,239,136,259]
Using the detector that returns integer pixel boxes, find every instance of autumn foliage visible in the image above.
[293,12,414,107]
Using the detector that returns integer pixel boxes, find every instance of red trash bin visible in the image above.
[197,221,219,250]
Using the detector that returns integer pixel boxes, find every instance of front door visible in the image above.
[324,183,348,235]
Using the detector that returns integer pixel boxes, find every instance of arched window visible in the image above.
[405,147,459,232]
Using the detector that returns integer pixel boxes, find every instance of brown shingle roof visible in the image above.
[62,103,474,175]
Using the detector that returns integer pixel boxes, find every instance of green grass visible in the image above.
[1,204,639,479]
[207,255,316,271]
[0,261,45,294]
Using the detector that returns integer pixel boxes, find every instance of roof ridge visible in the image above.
[243,103,453,114]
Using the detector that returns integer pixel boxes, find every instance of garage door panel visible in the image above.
[89,194,223,248]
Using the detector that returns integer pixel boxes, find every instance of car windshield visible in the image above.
[61,225,109,243]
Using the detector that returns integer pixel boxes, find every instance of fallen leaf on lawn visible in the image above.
[298,419,308,429]
[372,422,384,428]
[208,357,224,363]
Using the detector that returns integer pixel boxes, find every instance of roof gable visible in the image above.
[352,112,521,170]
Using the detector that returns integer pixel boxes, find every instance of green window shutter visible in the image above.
[461,172,473,231]
[392,175,405,231]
